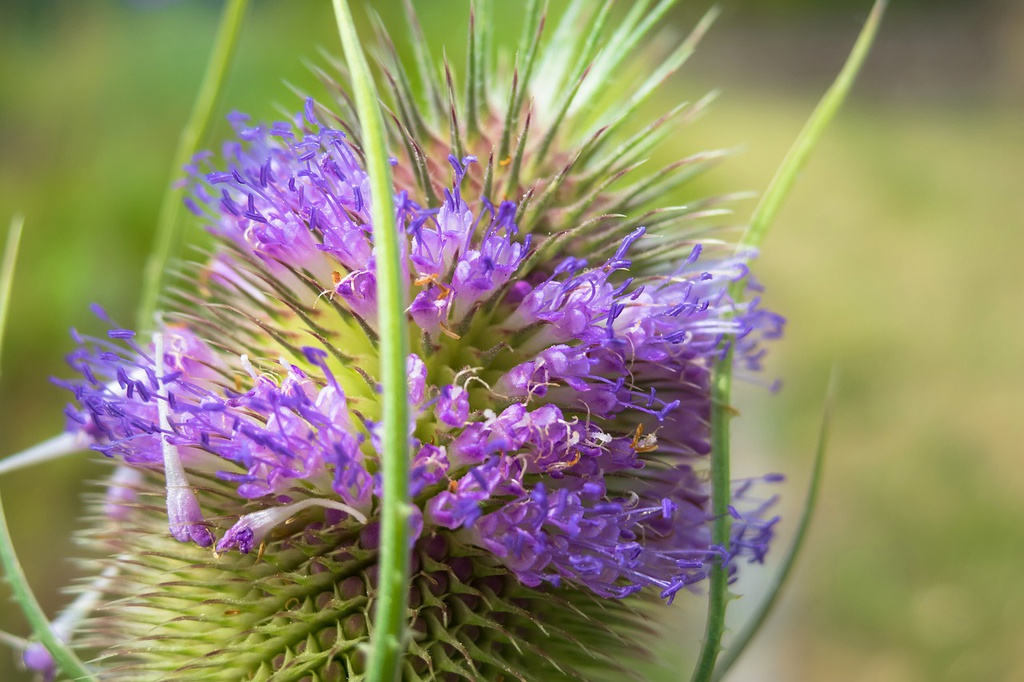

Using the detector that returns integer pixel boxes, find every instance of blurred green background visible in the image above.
[1,1,1021,680]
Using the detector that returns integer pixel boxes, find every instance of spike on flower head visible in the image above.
[48,3,787,678]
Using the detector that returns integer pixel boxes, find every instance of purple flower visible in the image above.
[60,98,783,607]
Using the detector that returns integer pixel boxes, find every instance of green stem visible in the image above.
[0,493,95,681]
[688,352,733,682]
[330,3,411,681]
[136,0,249,332]
[0,216,95,680]
[711,369,838,681]
[692,3,885,680]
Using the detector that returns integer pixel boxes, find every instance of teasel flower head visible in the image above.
[35,1,790,679]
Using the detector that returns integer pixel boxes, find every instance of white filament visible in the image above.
[0,432,83,477]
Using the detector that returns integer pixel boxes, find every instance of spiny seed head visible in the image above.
[39,3,786,679]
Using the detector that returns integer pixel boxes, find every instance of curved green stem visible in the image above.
[137,0,249,332]
[0,494,96,680]
[0,216,96,680]
[691,3,885,681]
[711,369,838,681]
[330,3,411,681]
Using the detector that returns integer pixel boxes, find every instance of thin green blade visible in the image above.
[711,368,839,681]
[0,216,96,680]
[136,0,249,332]
[739,0,887,256]
[0,216,22,373]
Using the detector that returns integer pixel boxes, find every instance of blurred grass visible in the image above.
[1,2,1021,681]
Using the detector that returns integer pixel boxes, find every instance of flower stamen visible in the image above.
[216,497,368,553]
[154,330,213,548]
